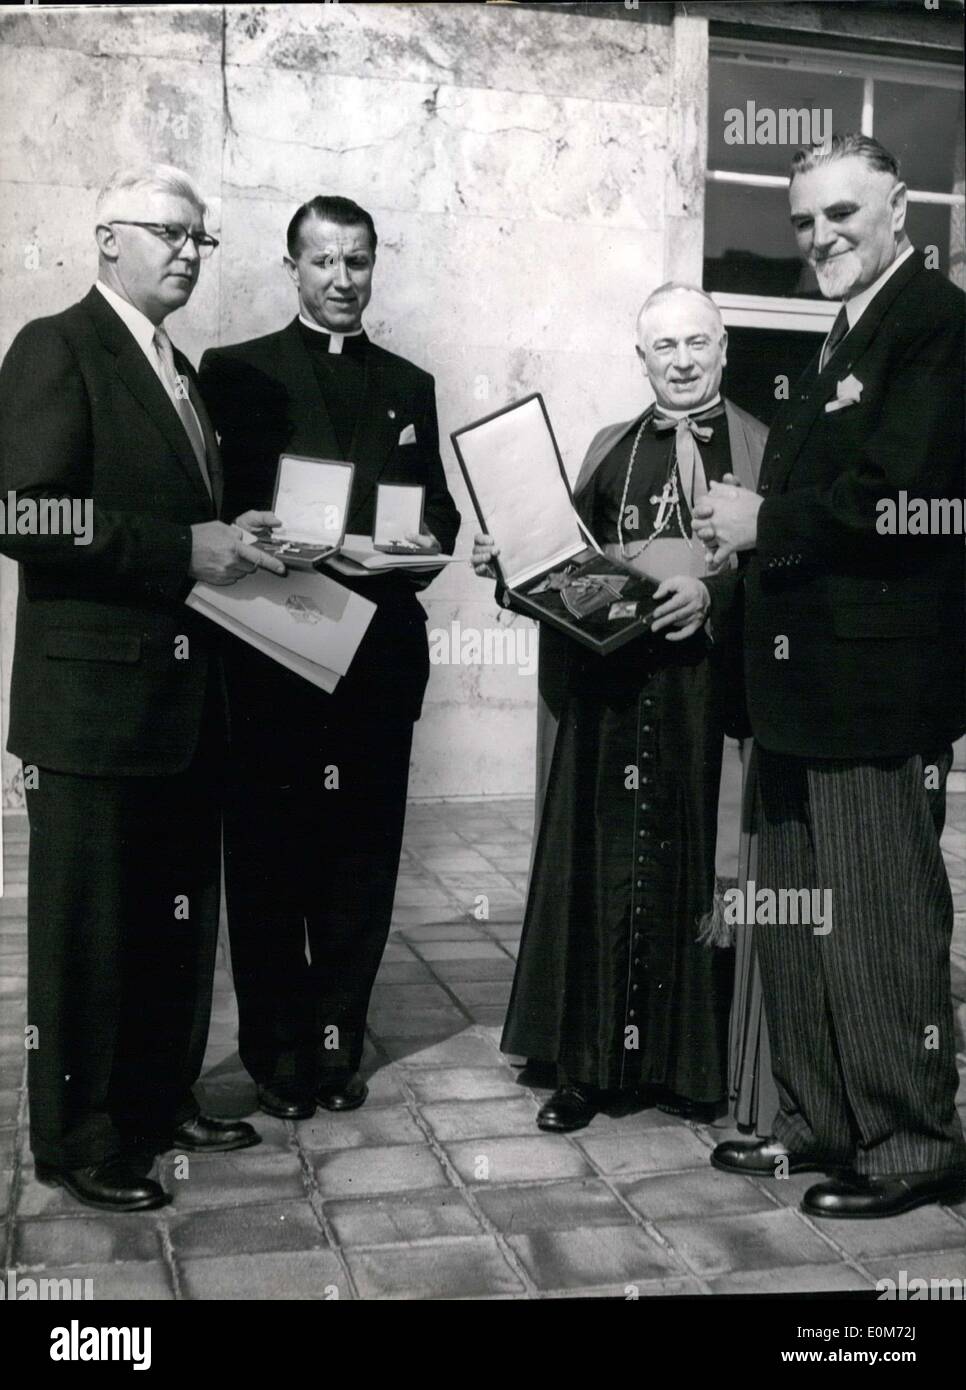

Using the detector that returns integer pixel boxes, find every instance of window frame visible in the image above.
[706,37,965,333]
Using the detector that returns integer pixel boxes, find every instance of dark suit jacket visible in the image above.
[198,319,461,739]
[745,251,965,759]
[0,286,223,776]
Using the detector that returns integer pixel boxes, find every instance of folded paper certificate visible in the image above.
[188,593,341,693]
[187,566,376,678]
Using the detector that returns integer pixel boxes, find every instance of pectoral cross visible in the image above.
[650,479,677,531]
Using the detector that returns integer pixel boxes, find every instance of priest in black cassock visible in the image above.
[200,196,460,1120]
[474,283,767,1132]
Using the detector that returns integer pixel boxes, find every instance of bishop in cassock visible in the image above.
[475,284,767,1131]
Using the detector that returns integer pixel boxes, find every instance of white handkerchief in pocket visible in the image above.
[398,423,417,446]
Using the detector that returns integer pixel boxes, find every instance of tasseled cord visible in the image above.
[697,876,738,948]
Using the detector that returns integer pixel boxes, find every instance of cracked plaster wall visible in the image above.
[0,3,707,805]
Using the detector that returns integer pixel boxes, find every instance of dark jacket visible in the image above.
[0,286,222,776]
[745,251,965,759]
[199,318,461,733]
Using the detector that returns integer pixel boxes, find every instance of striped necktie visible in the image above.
[153,326,212,500]
[820,306,849,372]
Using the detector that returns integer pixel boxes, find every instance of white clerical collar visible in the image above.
[652,393,722,420]
[95,280,161,356]
[298,312,364,354]
[843,244,915,330]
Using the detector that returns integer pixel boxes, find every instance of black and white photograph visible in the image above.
[0,0,963,1341]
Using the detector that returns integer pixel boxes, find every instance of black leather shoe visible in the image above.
[170,1115,262,1153]
[316,1074,368,1112]
[536,1084,599,1133]
[802,1168,966,1220]
[257,1085,315,1121]
[35,1157,169,1212]
[711,1136,844,1177]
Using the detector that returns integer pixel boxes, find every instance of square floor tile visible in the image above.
[311,1145,450,1199]
[180,1250,347,1300]
[325,1191,483,1246]
[40,1261,174,1300]
[156,1152,306,1210]
[802,1204,966,1259]
[167,1201,327,1259]
[618,1168,776,1221]
[297,1105,425,1151]
[507,1225,679,1292]
[419,1097,538,1142]
[656,1208,836,1276]
[14,1214,162,1267]
[474,1179,633,1233]
[709,1262,874,1295]
[576,1126,712,1176]
[406,1068,519,1104]
[445,1136,593,1185]
[346,1236,523,1299]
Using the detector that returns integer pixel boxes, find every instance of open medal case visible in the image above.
[451,393,658,654]
[255,454,355,570]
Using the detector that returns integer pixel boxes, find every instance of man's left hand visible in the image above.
[692,481,763,568]
[651,574,710,641]
[404,531,441,553]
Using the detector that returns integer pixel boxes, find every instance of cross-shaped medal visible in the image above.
[650,478,677,530]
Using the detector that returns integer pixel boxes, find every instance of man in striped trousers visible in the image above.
[693,133,966,1219]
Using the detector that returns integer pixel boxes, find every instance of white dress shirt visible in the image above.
[95,280,206,439]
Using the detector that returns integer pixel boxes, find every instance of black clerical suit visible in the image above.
[199,320,460,1092]
[0,286,225,1168]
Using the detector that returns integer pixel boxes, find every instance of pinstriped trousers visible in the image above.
[753,744,966,1176]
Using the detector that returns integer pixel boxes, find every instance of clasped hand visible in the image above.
[692,474,762,568]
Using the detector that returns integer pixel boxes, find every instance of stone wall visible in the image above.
[0,2,707,805]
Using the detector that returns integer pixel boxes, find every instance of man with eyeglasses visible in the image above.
[0,164,283,1212]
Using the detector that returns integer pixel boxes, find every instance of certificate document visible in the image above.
[187,567,376,679]
[451,394,588,589]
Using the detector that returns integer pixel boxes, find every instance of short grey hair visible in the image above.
[95,164,208,225]
[636,282,724,340]
[790,132,900,184]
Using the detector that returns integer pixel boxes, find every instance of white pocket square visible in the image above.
[825,373,863,413]
[398,423,416,446]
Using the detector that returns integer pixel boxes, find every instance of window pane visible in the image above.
[704,182,821,297]
[874,82,963,193]
[905,203,955,276]
[709,59,864,178]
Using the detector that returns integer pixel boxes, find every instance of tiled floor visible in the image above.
[1,757,964,1300]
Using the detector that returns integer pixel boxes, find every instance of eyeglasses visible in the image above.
[107,221,220,258]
